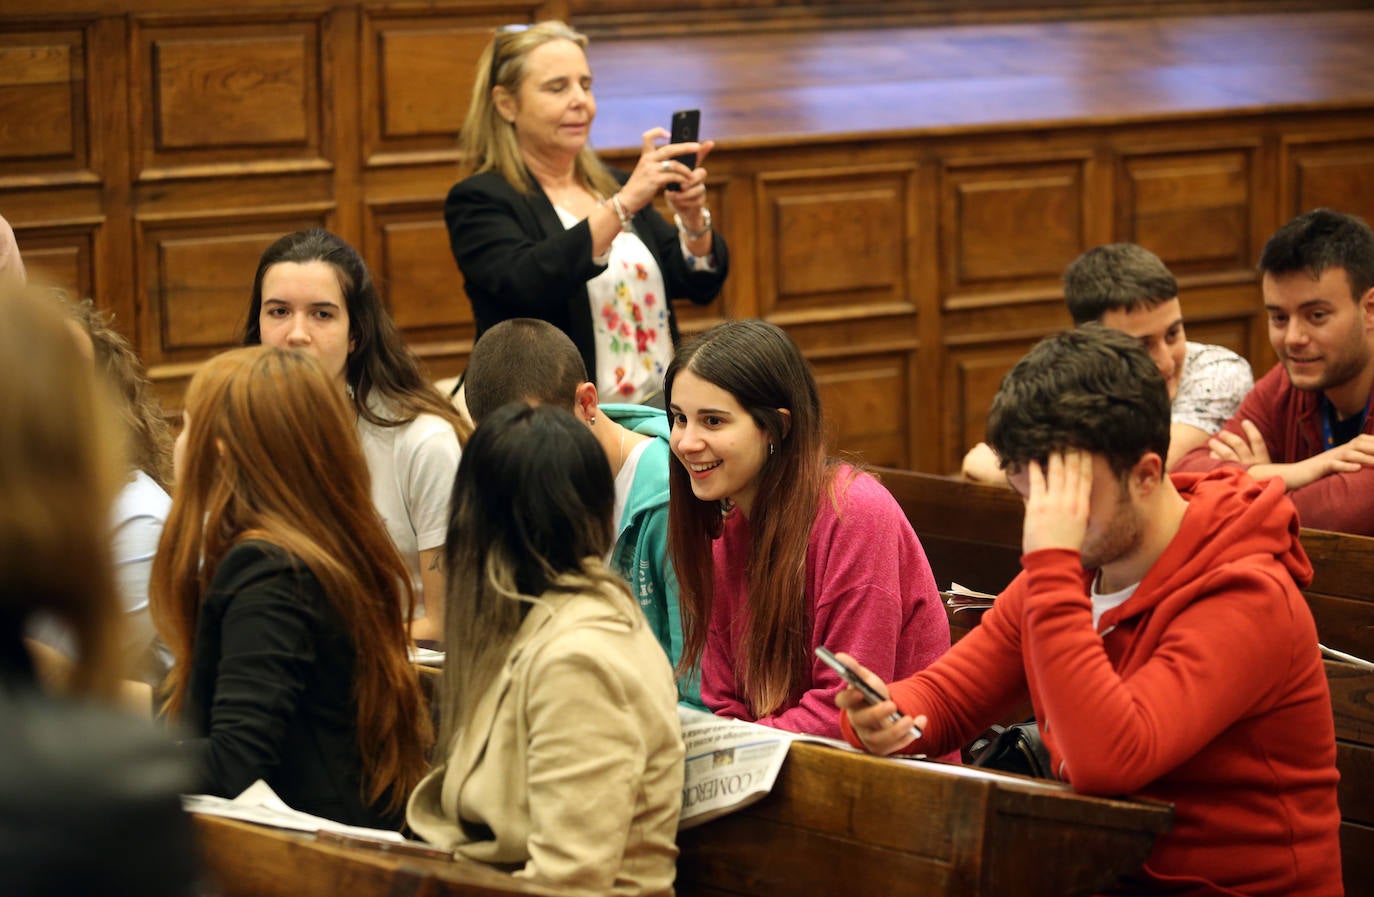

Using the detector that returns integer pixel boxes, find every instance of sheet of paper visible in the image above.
[183,780,408,843]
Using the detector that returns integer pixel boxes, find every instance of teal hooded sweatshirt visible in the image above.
[601,403,704,709]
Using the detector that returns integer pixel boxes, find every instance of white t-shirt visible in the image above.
[29,469,172,682]
[355,401,462,608]
[1090,574,1140,632]
[1172,341,1254,435]
[611,437,652,542]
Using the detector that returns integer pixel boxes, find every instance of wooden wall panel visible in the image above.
[941,157,1089,309]
[362,12,508,166]
[0,26,91,182]
[812,351,911,467]
[17,225,95,300]
[1184,317,1255,363]
[1115,147,1255,278]
[133,15,329,178]
[5,7,1374,472]
[756,168,915,319]
[366,200,471,336]
[136,212,331,376]
[1283,136,1374,224]
[943,342,1039,471]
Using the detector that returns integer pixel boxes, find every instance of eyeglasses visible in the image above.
[488,23,532,89]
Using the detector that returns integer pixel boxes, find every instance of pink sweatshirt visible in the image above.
[701,467,950,739]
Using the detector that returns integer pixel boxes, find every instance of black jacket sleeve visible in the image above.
[187,544,322,799]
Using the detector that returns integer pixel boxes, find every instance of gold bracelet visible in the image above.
[674,208,712,240]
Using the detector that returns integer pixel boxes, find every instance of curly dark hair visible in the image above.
[986,324,1171,478]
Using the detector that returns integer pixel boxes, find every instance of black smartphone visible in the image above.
[667,109,700,192]
[815,645,923,739]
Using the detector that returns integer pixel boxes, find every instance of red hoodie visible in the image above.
[844,468,1342,896]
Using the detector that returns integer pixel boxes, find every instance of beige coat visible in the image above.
[408,581,684,897]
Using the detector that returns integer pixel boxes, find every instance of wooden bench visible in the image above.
[677,742,1170,897]
[192,814,561,897]
[194,743,1171,897]
[874,465,1374,897]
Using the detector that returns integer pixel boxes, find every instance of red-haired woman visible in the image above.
[151,346,432,828]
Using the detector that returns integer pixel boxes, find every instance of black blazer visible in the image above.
[182,540,398,830]
[444,169,730,380]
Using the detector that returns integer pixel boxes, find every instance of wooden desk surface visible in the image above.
[192,814,562,897]
[588,11,1374,150]
[679,741,1172,897]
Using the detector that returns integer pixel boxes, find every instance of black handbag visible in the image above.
[968,720,1053,779]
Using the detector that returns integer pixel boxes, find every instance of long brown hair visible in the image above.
[0,286,125,696]
[439,403,635,753]
[64,298,175,491]
[459,20,619,198]
[665,320,839,717]
[150,346,432,814]
[242,228,471,442]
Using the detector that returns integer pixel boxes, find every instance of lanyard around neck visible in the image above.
[1320,394,1371,450]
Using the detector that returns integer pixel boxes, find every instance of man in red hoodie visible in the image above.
[1173,208,1374,535]
[838,326,1342,896]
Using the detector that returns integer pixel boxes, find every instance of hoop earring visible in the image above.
[768,441,775,456]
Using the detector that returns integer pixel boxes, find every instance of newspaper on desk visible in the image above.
[676,706,871,829]
[677,704,1071,830]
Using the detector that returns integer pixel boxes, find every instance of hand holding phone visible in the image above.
[816,646,922,740]
[666,109,700,192]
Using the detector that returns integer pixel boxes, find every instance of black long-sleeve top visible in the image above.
[181,540,398,830]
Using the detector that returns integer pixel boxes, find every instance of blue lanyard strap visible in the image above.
[1321,395,1371,450]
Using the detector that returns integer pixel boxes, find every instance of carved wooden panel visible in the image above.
[1185,316,1256,363]
[365,199,470,336]
[1116,147,1254,277]
[138,212,331,369]
[361,10,538,166]
[134,16,328,178]
[0,28,89,180]
[1283,137,1374,224]
[940,157,1088,308]
[944,342,1043,471]
[812,351,911,468]
[15,224,96,301]
[757,168,913,319]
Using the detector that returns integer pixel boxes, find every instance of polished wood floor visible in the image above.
[588,10,1374,149]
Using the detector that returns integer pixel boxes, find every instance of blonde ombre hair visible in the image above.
[0,286,126,697]
[459,20,619,198]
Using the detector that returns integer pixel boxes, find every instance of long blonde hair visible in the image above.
[0,286,125,696]
[150,346,432,815]
[459,20,619,198]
